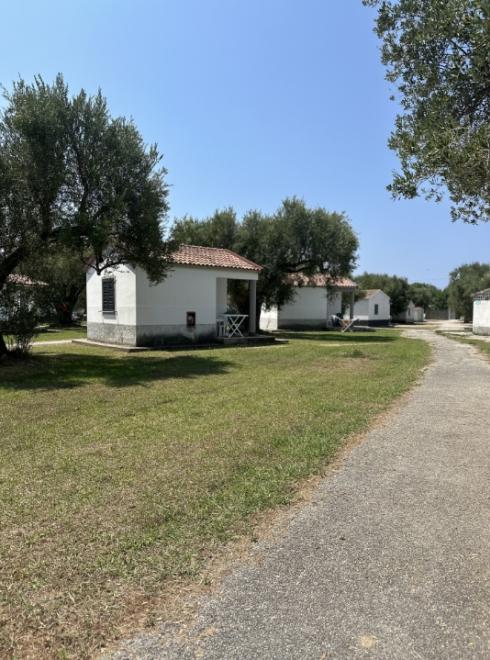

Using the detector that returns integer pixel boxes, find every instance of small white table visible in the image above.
[217,314,249,338]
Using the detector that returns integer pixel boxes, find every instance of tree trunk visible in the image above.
[0,333,8,359]
[55,302,76,325]
[54,286,83,325]
[0,250,27,360]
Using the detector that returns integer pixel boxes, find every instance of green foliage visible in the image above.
[0,74,172,352]
[171,208,238,248]
[0,280,42,356]
[364,0,490,223]
[355,272,410,316]
[23,246,86,324]
[407,282,448,310]
[172,198,359,315]
[447,262,490,321]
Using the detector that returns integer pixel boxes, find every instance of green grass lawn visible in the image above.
[33,325,87,342]
[5,325,87,346]
[0,330,429,657]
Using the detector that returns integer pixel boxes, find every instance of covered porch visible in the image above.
[216,277,257,339]
[343,286,357,321]
[326,282,358,329]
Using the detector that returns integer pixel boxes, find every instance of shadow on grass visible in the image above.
[276,331,397,343]
[0,352,233,391]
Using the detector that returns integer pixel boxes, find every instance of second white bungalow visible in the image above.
[345,289,391,326]
[260,273,357,331]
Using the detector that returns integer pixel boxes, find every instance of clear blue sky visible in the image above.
[2,0,489,287]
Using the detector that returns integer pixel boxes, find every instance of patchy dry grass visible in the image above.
[0,330,429,657]
[439,330,490,360]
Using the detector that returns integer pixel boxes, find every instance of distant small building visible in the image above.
[413,305,424,322]
[259,273,357,331]
[473,289,490,335]
[346,289,391,326]
[394,300,424,324]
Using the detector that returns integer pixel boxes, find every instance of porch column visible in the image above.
[249,279,257,334]
[349,290,355,319]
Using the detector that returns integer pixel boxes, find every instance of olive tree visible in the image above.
[0,75,173,356]
[172,198,359,324]
[364,0,490,223]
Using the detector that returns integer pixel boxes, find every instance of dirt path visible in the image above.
[111,330,489,659]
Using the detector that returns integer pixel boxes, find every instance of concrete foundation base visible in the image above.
[473,326,490,336]
[87,322,217,347]
[87,322,137,346]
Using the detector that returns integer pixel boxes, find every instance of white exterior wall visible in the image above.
[349,291,390,323]
[351,297,369,320]
[259,288,343,330]
[86,265,138,344]
[279,287,328,325]
[87,264,137,325]
[473,299,490,335]
[87,263,258,346]
[136,265,215,326]
[136,265,256,344]
[369,292,391,321]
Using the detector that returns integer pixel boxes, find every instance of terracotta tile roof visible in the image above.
[288,272,357,289]
[171,245,262,271]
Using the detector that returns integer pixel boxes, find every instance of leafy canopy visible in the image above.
[0,74,172,290]
[447,262,490,321]
[171,198,359,313]
[171,208,238,249]
[23,246,87,325]
[0,75,172,354]
[407,281,448,310]
[364,0,490,223]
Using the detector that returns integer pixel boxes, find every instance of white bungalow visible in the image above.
[393,299,424,324]
[347,289,391,326]
[86,245,261,346]
[473,288,490,335]
[260,273,357,331]
[412,304,425,323]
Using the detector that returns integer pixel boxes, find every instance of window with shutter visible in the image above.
[102,278,115,313]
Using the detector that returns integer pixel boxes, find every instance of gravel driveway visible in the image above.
[111,330,489,659]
